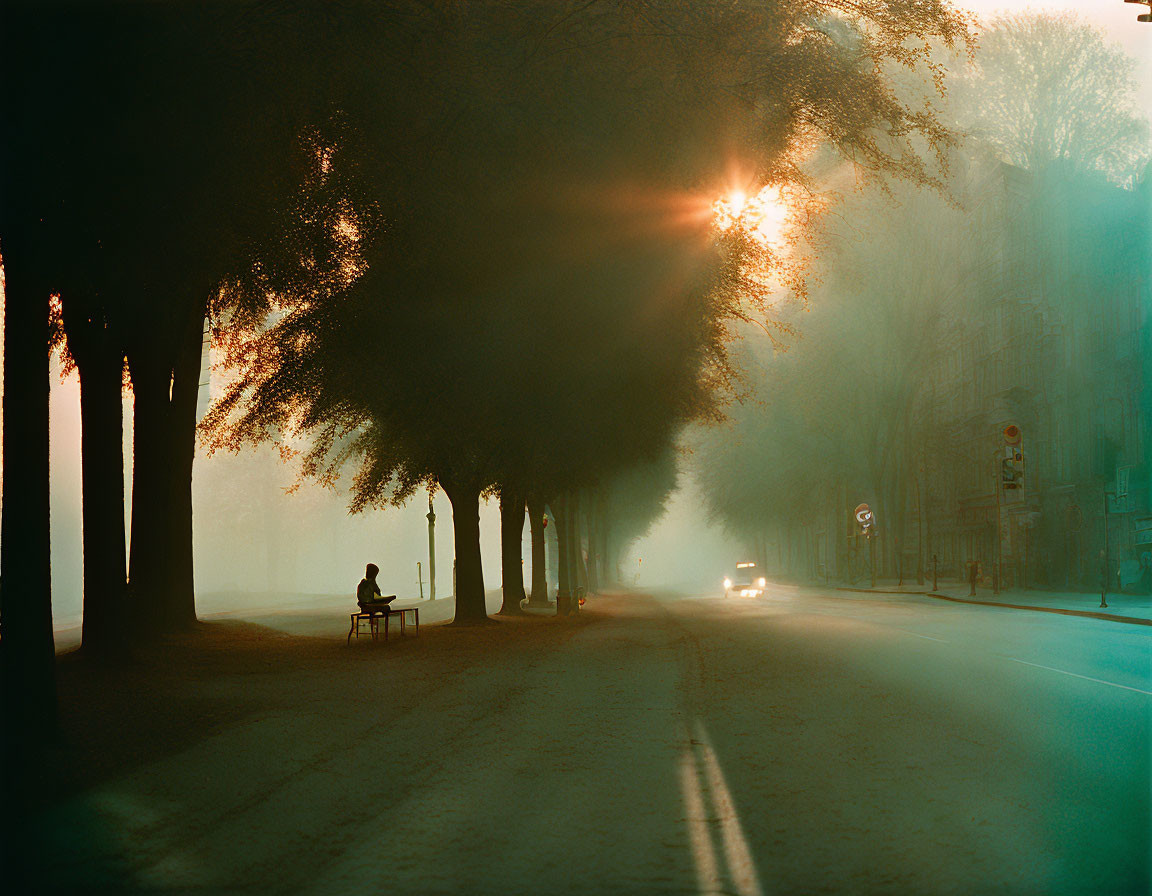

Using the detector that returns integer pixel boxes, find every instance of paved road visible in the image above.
[30,586,1151,894]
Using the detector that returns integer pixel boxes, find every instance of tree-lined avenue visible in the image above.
[24,589,1149,894]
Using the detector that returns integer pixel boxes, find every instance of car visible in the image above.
[723,562,767,597]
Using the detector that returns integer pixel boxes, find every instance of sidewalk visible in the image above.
[52,591,464,653]
[838,580,1152,626]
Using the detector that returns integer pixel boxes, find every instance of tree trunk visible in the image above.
[126,312,204,634]
[545,505,560,594]
[442,476,488,624]
[553,495,571,615]
[76,346,129,658]
[571,491,588,606]
[128,360,175,631]
[0,228,57,896]
[526,498,549,605]
[166,319,201,623]
[593,494,611,587]
[0,238,58,752]
[498,490,527,615]
[585,493,602,594]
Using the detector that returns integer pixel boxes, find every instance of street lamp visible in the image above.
[1101,491,1117,609]
[427,492,437,601]
[1125,0,1152,22]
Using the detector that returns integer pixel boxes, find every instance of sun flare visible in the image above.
[712,184,790,245]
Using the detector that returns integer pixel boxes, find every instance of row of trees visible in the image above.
[694,13,1150,581]
[694,172,978,577]
[1,1,972,746]
[201,0,973,621]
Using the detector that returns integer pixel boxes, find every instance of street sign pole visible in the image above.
[854,503,878,588]
[1101,491,1111,609]
[995,425,1024,595]
[994,448,1002,595]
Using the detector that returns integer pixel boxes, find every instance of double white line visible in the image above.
[679,719,764,896]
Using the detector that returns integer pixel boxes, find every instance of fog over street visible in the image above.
[3,3,1150,893]
[32,589,1150,894]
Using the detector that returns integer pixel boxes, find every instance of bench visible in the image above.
[347,605,420,645]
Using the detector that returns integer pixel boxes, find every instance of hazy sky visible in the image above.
[965,1,1152,116]
[633,1,1152,591]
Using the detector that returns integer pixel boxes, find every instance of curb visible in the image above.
[836,587,1152,627]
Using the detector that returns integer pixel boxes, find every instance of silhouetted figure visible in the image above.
[357,563,396,613]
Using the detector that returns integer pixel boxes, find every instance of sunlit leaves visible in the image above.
[201,0,975,514]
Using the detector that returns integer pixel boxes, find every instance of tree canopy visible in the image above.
[959,12,1149,182]
[201,0,973,620]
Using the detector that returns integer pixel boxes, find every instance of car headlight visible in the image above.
[757,577,766,587]
[723,578,732,589]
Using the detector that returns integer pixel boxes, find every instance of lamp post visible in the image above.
[1101,491,1115,608]
[993,450,1002,595]
[427,493,436,601]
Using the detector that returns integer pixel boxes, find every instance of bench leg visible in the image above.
[348,615,356,646]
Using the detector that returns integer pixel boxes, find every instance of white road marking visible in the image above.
[679,721,763,896]
[679,747,722,894]
[694,721,764,896]
[1009,658,1152,696]
[903,631,948,642]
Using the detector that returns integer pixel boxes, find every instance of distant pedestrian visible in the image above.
[358,563,396,612]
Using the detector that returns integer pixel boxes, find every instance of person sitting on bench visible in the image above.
[357,563,396,613]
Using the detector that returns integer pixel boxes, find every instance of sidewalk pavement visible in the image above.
[52,591,459,653]
[838,580,1152,626]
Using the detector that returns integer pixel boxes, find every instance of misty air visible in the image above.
[1,2,1150,894]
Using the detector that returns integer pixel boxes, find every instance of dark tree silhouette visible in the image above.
[1,9,63,765]
[526,498,550,605]
[3,2,358,648]
[499,490,529,616]
[204,0,971,623]
[60,287,131,655]
[0,246,57,737]
[592,447,681,586]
